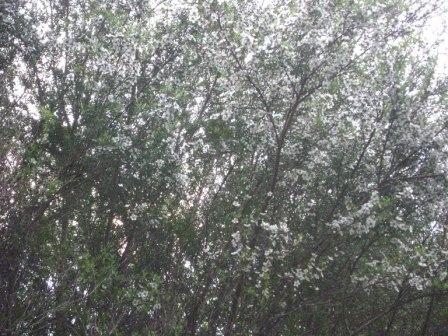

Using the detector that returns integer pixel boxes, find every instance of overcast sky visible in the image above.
[422,4,448,74]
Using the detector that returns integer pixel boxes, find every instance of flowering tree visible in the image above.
[1,0,447,335]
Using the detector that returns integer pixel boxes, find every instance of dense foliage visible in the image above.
[1,0,448,335]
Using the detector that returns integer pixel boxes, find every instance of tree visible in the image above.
[1,0,447,335]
